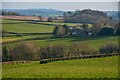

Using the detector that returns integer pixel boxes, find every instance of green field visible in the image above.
[37,22,93,27]
[4,36,118,49]
[1,19,26,23]
[2,19,54,33]
[2,19,92,33]
[3,23,54,33]
[2,19,119,78]
[2,19,118,49]
[2,56,118,78]
[1,34,52,43]
[38,22,81,26]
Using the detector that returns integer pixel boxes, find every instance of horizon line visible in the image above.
[1,8,119,11]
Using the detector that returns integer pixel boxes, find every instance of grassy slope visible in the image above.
[2,19,92,33]
[38,22,81,26]
[2,56,118,78]
[38,22,92,27]
[4,36,118,49]
[2,19,93,35]
[2,23,54,33]
[31,36,118,49]
[2,21,54,33]
[2,19,119,78]
[1,34,52,43]
[1,19,26,23]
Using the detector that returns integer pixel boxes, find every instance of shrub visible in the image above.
[40,42,98,59]
[99,42,118,54]
[40,44,66,59]
[53,24,70,38]
[12,42,39,61]
[97,27,114,36]
[115,28,120,36]
[114,22,120,36]
[69,42,98,56]
[2,46,14,62]
[2,46,9,61]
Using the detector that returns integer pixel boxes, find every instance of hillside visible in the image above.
[2,20,54,33]
[2,9,64,17]
[4,36,118,50]
[2,56,118,78]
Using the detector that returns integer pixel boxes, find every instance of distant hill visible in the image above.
[1,9,119,22]
[2,9,64,17]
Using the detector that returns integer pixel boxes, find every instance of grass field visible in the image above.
[1,34,52,43]
[37,22,93,28]
[38,22,82,26]
[2,19,118,49]
[2,19,54,33]
[4,36,118,49]
[1,19,26,23]
[3,23,54,33]
[2,56,118,78]
[2,19,93,33]
[2,19,119,78]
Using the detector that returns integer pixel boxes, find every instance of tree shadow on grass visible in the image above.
[44,35,118,43]
[45,39,56,42]
[69,35,118,42]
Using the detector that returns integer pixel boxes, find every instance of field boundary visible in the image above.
[1,36,52,45]
[0,22,27,24]
[3,31,52,36]
[40,53,119,64]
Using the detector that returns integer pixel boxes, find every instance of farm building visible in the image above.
[69,26,92,36]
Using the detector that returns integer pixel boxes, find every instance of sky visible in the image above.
[1,0,119,2]
[2,2,118,11]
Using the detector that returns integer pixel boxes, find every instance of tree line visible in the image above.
[0,11,19,16]
[52,21,120,38]
[2,42,118,62]
[63,9,113,24]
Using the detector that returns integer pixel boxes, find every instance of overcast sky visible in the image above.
[2,2,118,11]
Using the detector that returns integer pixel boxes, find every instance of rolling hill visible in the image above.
[2,9,64,17]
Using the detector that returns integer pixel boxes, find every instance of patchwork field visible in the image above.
[2,19,92,33]
[2,19,119,78]
[2,56,118,78]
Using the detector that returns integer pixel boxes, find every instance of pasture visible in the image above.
[2,19,92,33]
[2,23,54,33]
[2,19,119,78]
[4,36,118,49]
[2,19,54,33]
[37,22,93,28]
[2,56,118,78]
[1,19,26,23]
[2,34,52,43]
[1,19,94,37]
